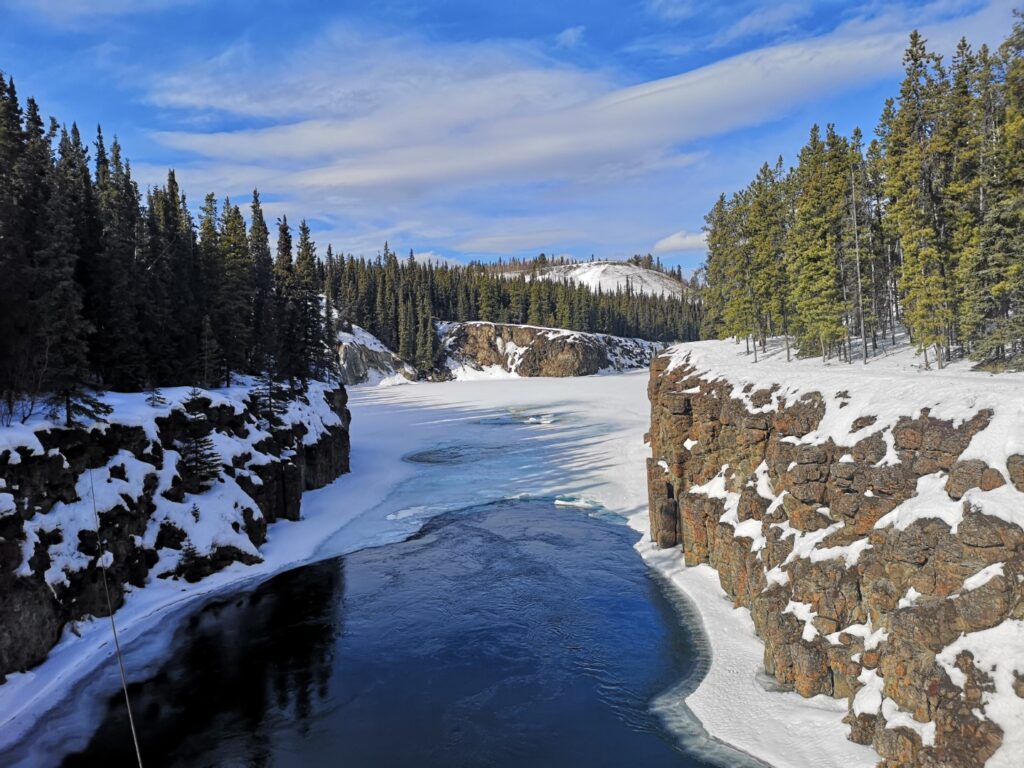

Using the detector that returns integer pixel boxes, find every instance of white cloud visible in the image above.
[712,3,813,47]
[140,0,1014,259]
[408,250,465,266]
[645,0,697,22]
[653,230,707,254]
[556,25,585,48]
[456,228,585,254]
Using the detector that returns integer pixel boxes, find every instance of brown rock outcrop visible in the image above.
[647,352,1022,767]
[440,321,660,377]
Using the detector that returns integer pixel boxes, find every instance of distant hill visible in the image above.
[522,261,688,298]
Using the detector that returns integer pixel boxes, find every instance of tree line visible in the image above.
[702,18,1024,368]
[323,249,701,373]
[0,74,701,425]
[0,74,334,425]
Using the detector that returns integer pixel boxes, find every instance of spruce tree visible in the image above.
[216,200,254,382]
[39,128,106,425]
[178,387,222,492]
[249,190,275,373]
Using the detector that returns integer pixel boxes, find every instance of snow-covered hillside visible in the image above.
[515,261,686,298]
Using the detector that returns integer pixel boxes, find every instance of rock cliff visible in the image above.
[647,343,1024,768]
[440,321,662,378]
[0,382,350,681]
[337,323,417,386]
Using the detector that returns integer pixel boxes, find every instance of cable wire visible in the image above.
[88,468,144,768]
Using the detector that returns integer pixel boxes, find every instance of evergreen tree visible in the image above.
[249,189,275,373]
[178,387,222,492]
[216,200,254,382]
[38,128,106,425]
[788,125,844,357]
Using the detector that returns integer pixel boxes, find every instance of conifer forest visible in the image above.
[0,74,699,426]
[701,19,1024,368]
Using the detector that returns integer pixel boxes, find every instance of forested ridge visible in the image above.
[0,74,700,425]
[702,18,1024,369]
[323,249,700,374]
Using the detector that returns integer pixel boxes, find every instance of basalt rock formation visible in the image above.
[0,384,350,681]
[440,321,661,378]
[647,352,1023,768]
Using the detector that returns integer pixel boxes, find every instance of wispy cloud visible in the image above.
[138,0,1013,261]
[711,3,814,47]
[645,0,698,22]
[556,25,585,48]
[653,230,707,254]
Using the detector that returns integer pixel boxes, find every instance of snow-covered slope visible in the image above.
[515,261,686,298]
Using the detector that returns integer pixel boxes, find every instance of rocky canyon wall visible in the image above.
[440,321,661,378]
[647,350,1023,768]
[0,382,350,681]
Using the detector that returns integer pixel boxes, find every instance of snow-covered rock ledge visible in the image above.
[646,338,1024,768]
[0,381,350,681]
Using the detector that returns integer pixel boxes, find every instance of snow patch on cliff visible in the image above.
[936,620,1024,768]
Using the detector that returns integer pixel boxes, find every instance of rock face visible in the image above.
[647,353,1023,768]
[337,323,416,386]
[0,384,350,681]
[440,321,661,378]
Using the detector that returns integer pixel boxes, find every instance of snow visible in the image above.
[852,668,884,716]
[784,600,821,642]
[827,618,888,651]
[935,620,1024,768]
[664,334,1024,496]
[0,371,878,768]
[17,450,154,588]
[337,323,393,355]
[510,260,687,298]
[898,587,922,609]
[958,563,1004,594]
[881,697,936,747]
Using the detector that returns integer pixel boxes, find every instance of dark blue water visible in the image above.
[57,501,738,767]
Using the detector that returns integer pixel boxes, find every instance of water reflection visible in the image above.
[60,501,753,768]
[63,562,343,767]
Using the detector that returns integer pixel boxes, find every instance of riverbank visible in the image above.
[2,374,875,767]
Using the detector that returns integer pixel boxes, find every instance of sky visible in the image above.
[0,0,1016,270]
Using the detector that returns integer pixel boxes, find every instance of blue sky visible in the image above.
[0,0,1015,270]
